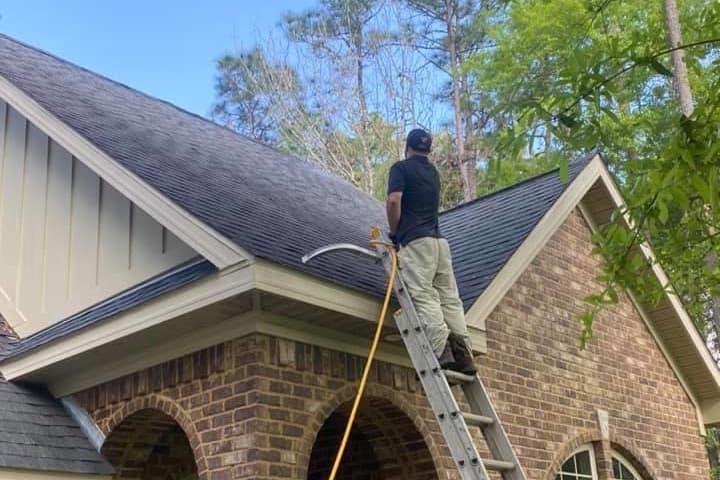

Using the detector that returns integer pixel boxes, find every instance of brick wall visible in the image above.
[75,208,709,480]
[479,208,708,479]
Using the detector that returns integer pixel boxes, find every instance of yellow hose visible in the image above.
[328,241,398,480]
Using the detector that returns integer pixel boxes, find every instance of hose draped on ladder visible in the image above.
[327,240,398,480]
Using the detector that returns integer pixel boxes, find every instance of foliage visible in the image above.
[212,0,720,350]
[465,0,720,346]
[213,49,300,144]
[212,1,544,201]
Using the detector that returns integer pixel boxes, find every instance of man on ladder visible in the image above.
[303,128,526,478]
[386,128,476,375]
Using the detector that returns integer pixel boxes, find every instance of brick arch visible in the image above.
[609,436,659,480]
[542,431,660,480]
[101,394,208,479]
[542,430,601,480]
[298,383,446,479]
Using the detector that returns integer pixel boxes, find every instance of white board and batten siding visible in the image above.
[0,102,197,337]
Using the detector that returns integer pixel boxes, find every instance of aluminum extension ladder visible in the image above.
[302,240,527,480]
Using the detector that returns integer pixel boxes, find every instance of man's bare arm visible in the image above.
[387,192,402,235]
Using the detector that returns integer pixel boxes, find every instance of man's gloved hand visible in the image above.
[388,232,399,249]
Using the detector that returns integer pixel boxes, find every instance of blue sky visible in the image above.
[0,1,316,117]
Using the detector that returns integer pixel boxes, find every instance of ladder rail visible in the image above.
[377,247,490,480]
[462,379,528,480]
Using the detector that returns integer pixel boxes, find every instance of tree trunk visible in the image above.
[353,28,373,194]
[445,0,474,202]
[663,0,694,117]
[662,0,720,359]
[462,72,477,199]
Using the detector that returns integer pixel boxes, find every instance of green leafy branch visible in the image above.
[579,193,659,347]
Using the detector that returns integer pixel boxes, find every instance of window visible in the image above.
[612,454,640,480]
[555,447,598,480]
[555,445,646,480]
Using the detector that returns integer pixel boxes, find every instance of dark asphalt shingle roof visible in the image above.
[0,34,388,299]
[0,34,595,350]
[0,319,112,476]
[1,259,216,360]
[443,155,594,309]
[0,380,113,475]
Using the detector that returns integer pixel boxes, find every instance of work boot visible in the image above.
[448,333,477,375]
[438,341,457,371]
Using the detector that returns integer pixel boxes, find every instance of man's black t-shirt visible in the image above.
[387,154,442,246]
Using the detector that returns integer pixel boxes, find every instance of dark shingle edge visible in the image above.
[1,259,217,360]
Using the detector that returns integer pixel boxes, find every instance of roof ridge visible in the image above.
[0,33,310,164]
[440,150,598,216]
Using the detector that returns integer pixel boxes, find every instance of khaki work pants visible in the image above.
[398,237,470,356]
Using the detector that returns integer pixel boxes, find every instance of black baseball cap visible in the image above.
[406,128,432,153]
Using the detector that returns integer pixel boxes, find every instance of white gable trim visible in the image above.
[465,155,605,328]
[0,261,255,380]
[0,74,250,269]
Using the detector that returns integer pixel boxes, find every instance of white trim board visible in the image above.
[46,303,484,396]
[255,260,386,323]
[0,74,250,269]
[700,398,720,427]
[3,254,488,387]
[1,262,255,380]
[49,310,415,397]
[255,260,487,352]
[49,312,260,396]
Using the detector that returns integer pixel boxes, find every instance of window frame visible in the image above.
[556,445,599,480]
[611,451,642,480]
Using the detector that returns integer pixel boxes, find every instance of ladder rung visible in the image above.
[484,459,516,472]
[462,412,494,427]
[443,370,475,384]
